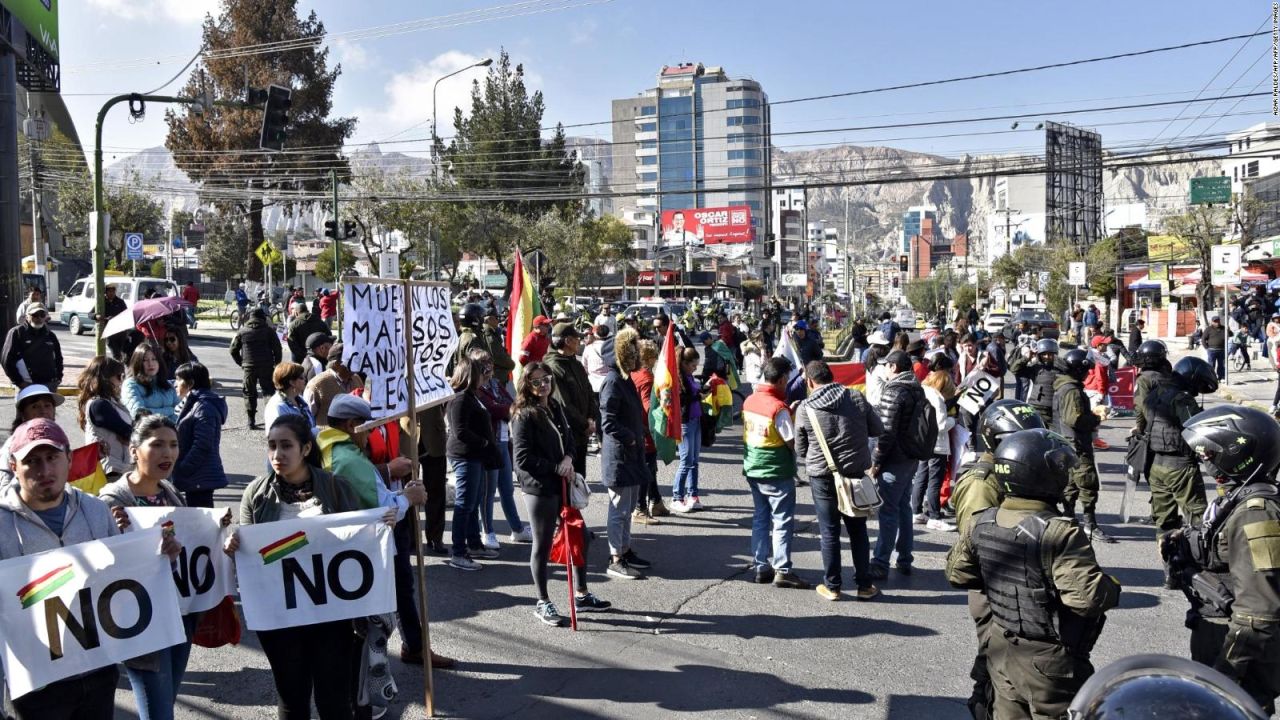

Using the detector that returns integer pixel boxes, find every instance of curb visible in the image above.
[1218,386,1270,412]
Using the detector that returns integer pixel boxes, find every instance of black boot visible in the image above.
[248,411,259,430]
[1083,513,1116,544]
[1060,501,1077,520]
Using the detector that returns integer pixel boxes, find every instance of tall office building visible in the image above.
[610,63,770,275]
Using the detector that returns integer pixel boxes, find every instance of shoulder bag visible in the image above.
[805,406,882,517]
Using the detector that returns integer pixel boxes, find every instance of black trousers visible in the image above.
[420,455,447,545]
[525,491,587,602]
[9,665,118,720]
[637,452,661,508]
[242,365,274,418]
[393,521,423,654]
[257,621,356,720]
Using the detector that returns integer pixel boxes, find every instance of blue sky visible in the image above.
[60,0,1276,166]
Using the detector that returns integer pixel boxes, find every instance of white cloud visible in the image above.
[88,0,218,23]
[355,51,489,143]
[332,38,372,70]
[569,18,599,45]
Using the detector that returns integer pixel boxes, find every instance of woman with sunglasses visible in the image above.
[512,362,610,627]
[160,332,198,382]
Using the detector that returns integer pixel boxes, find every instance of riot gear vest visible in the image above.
[1028,363,1057,415]
[1147,384,1191,455]
[973,507,1060,642]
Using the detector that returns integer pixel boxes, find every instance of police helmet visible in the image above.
[1034,338,1059,357]
[1060,349,1094,380]
[1067,654,1266,720]
[1181,406,1280,485]
[459,303,486,329]
[1171,356,1219,396]
[977,400,1046,452]
[1132,339,1168,369]
[991,428,1077,501]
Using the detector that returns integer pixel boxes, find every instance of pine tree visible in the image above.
[165,0,354,280]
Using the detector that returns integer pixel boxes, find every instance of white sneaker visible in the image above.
[482,532,500,550]
[670,499,692,514]
[690,496,704,510]
[912,513,928,525]
[510,526,533,543]
[926,518,958,532]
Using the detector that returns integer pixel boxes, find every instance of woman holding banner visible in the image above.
[512,361,611,627]
[224,414,365,719]
[101,415,208,720]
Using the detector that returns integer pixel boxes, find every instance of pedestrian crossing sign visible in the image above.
[255,240,284,266]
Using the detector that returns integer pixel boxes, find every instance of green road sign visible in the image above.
[1,0,59,60]
[1190,176,1231,205]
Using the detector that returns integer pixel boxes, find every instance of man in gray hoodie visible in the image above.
[0,419,127,718]
[795,360,884,601]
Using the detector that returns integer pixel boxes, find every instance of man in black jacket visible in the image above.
[795,360,884,601]
[599,327,650,580]
[2,304,62,390]
[543,323,596,475]
[285,303,328,364]
[869,350,925,579]
[1203,314,1227,380]
[1128,318,1145,356]
[229,308,283,429]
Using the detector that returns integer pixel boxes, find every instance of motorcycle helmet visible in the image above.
[1181,406,1280,485]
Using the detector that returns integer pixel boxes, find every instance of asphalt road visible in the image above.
[44,325,1193,720]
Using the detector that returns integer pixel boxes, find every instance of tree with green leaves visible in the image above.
[53,169,166,267]
[438,50,585,283]
[200,211,250,282]
[164,0,354,281]
[314,242,356,283]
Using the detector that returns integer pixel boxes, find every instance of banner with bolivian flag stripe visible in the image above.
[828,361,867,392]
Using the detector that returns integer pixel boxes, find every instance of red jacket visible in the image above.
[631,367,656,454]
[718,321,738,348]
[181,285,200,305]
[318,291,338,319]
[520,331,550,365]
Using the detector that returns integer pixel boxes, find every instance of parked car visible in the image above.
[983,311,1013,335]
[1009,307,1060,339]
[60,276,180,335]
[895,308,916,330]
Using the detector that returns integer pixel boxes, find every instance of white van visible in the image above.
[60,276,180,335]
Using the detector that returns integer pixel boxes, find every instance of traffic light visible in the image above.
[892,276,899,288]
[343,220,357,240]
[323,220,338,239]
[899,255,909,272]
[259,84,292,152]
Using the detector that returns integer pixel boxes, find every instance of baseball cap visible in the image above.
[25,303,47,316]
[327,394,373,422]
[533,315,552,327]
[10,419,69,461]
[306,332,334,350]
[328,341,345,363]
[698,331,712,343]
[793,320,808,331]
[15,384,64,409]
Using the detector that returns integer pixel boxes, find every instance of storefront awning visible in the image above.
[1127,280,1163,290]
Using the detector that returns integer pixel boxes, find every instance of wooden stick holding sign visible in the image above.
[340,276,459,718]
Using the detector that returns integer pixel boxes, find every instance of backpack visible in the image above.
[898,384,939,461]
[878,320,896,340]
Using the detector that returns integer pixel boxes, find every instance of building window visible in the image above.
[637,122,656,132]
[638,172,657,182]
[775,189,785,195]
[1247,161,1260,178]
[726,98,761,109]
[728,149,761,160]
[728,166,762,177]
[726,115,760,126]
[638,140,657,149]
[639,106,657,116]
[639,156,657,166]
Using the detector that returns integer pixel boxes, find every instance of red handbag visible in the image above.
[193,596,242,648]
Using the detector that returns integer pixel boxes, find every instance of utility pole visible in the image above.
[330,168,340,339]
[24,109,46,294]
[0,53,22,333]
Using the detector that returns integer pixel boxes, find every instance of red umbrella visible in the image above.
[101,296,191,338]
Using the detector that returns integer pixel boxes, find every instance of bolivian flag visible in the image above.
[17,564,74,609]
[506,249,543,387]
[259,531,309,565]
[68,444,108,495]
[649,324,682,464]
[829,361,867,393]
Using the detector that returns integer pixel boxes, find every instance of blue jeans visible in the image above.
[873,457,919,569]
[747,477,796,573]
[450,458,485,557]
[482,442,523,535]
[673,418,702,501]
[810,474,871,591]
[1206,348,1225,380]
[124,614,199,720]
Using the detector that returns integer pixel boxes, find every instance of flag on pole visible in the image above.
[649,324,683,464]
[68,444,108,495]
[828,361,867,392]
[773,326,807,400]
[506,250,543,387]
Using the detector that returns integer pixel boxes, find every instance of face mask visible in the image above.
[28,319,45,329]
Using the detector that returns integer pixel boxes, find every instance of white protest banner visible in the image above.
[235,508,395,631]
[957,370,1000,416]
[126,507,236,615]
[408,282,458,410]
[0,528,185,698]
[344,282,409,417]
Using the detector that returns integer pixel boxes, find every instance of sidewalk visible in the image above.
[1167,343,1277,412]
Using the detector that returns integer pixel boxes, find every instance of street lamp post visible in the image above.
[430,58,492,276]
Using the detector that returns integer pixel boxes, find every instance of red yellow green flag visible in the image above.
[68,444,107,495]
[648,324,683,464]
[506,250,544,387]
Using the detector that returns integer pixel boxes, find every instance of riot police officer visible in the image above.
[1054,349,1114,543]
[1144,356,1217,585]
[1131,339,1172,438]
[1067,654,1268,720]
[947,428,1121,720]
[1010,338,1059,425]
[948,400,1046,720]
[452,302,488,371]
[1168,406,1280,714]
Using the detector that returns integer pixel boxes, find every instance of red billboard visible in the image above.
[660,206,754,245]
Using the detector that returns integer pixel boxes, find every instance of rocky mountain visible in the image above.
[777,144,1219,264]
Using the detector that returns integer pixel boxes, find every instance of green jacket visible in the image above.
[1053,374,1098,449]
[949,452,1000,536]
[239,466,361,526]
[484,326,516,385]
[1133,366,1170,435]
[317,427,381,510]
[450,327,488,374]
[544,350,598,451]
[946,497,1121,619]
[1219,494,1280,622]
